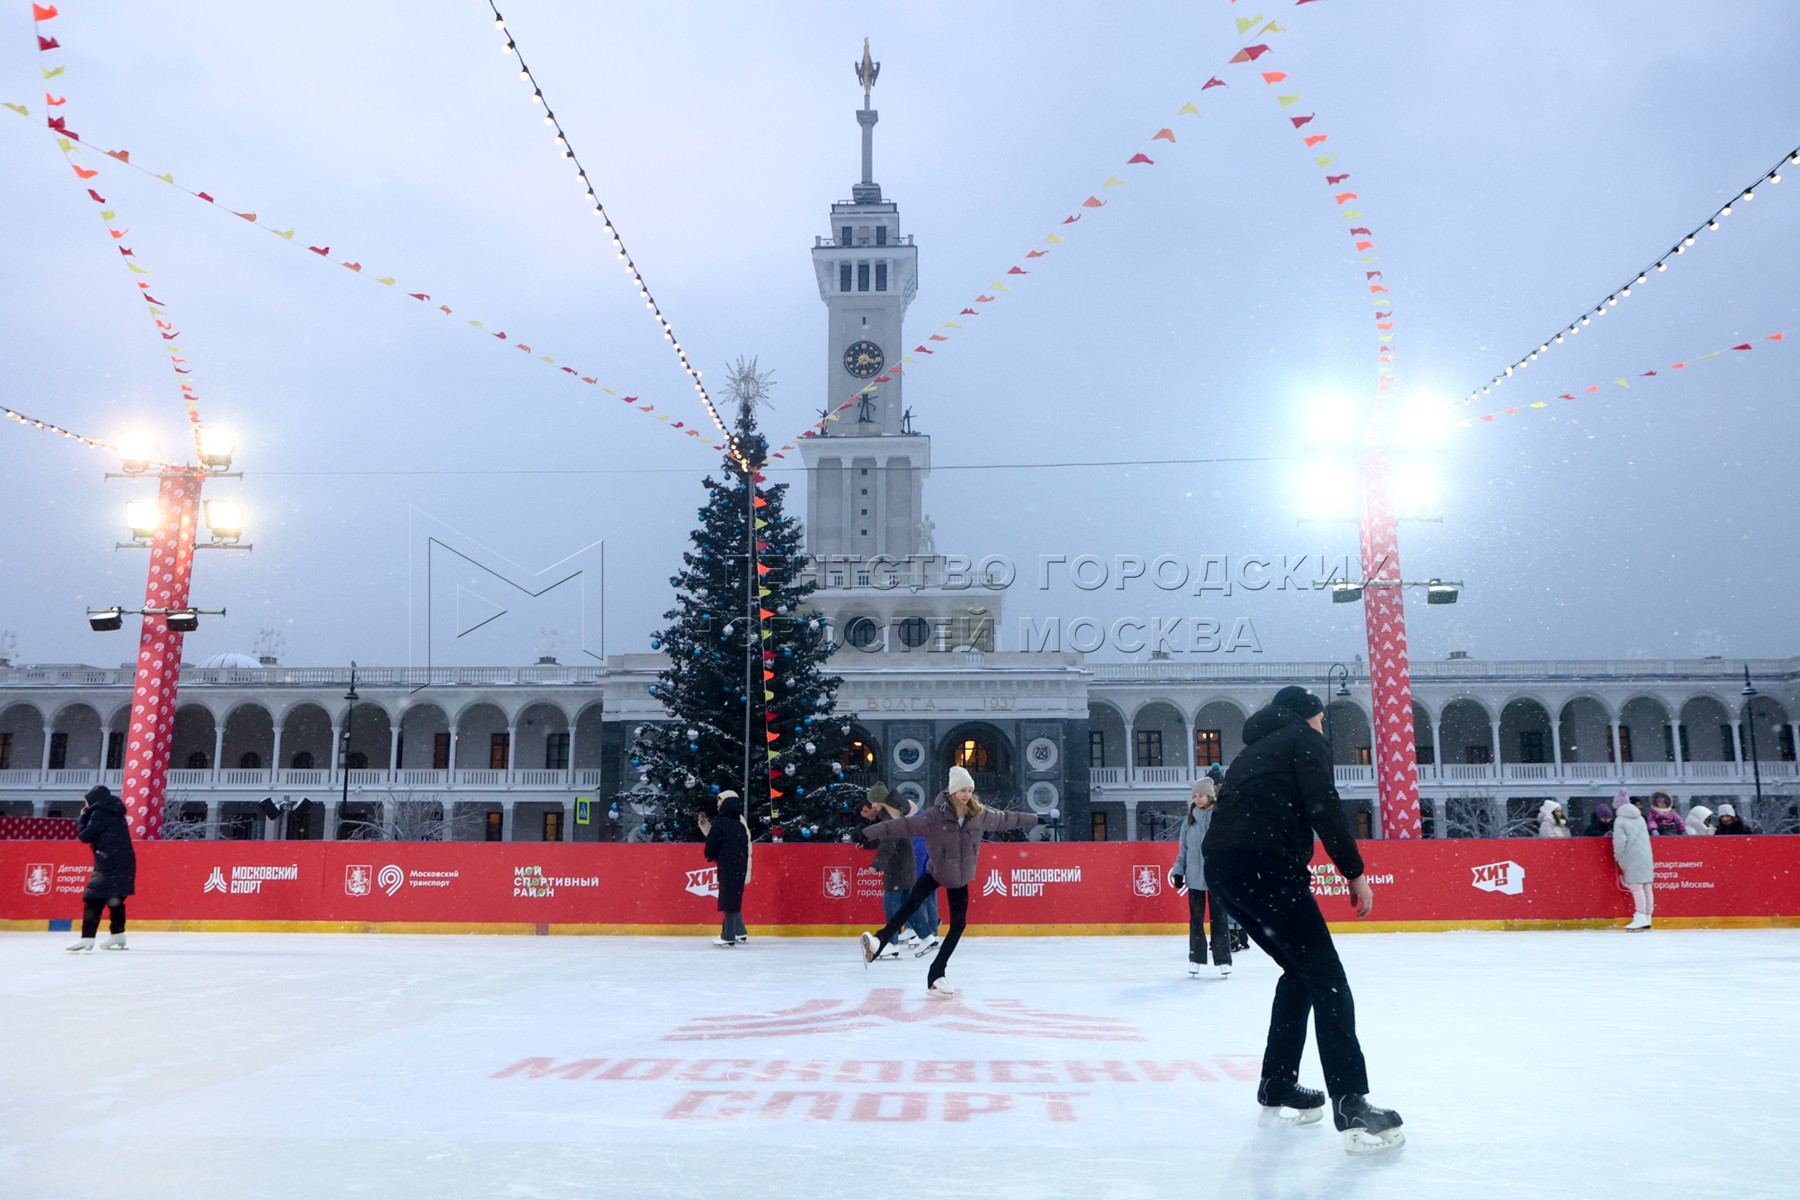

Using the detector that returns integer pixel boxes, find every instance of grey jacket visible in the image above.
[1611,801,1654,884]
[1172,805,1213,891]
[861,793,1042,889]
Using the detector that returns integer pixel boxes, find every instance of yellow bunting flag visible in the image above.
[1277,93,1302,108]
[376,276,396,286]
[1,102,27,115]
[1235,14,1262,33]
[764,690,775,701]
[1261,21,1286,34]
[1044,233,1065,243]
[1176,101,1200,116]
[1102,177,1125,187]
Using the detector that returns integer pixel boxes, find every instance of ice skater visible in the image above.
[68,784,135,953]
[1171,777,1232,977]
[1202,686,1404,1155]
[854,765,1051,998]
[698,790,751,946]
[856,785,934,958]
[1612,787,1654,931]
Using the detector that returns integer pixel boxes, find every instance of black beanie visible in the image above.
[1272,685,1325,719]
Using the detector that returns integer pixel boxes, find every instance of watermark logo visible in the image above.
[823,865,853,900]
[345,864,372,897]
[685,867,720,899]
[1471,860,1526,896]
[23,863,51,896]
[1130,865,1163,898]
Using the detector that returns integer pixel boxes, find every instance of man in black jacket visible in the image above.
[1203,686,1404,1154]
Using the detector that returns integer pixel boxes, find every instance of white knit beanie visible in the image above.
[947,765,975,793]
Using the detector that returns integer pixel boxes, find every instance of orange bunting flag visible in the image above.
[70,164,96,180]
[1260,71,1287,83]
[928,334,949,341]
[976,295,995,303]
[1127,153,1154,164]
[1303,134,1328,147]
[1334,192,1358,204]
[752,496,768,508]
[45,92,64,105]
[33,3,59,18]
[1151,128,1175,142]
[1202,76,1228,90]
[1082,196,1105,207]
[1025,250,1048,258]
[236,211,256,221]
[766,732,780,743]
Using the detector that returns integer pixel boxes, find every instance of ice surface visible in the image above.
[3,928,1796,1199]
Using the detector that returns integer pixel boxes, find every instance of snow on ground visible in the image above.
[3,928,1795,1199]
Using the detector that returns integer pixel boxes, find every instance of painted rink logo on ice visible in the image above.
[660,988,1143,1043]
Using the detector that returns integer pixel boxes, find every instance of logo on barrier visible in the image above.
[685,867,720,899]
[658,987,1146,1042]
[981,869,1007,898]
[346,865,372,897]
[823,865,852,900]
[203,867,228,894]
[379,865,406,896]
[1471,860,1526,896]
[1131,865,1163,898]
[24,863,51,896]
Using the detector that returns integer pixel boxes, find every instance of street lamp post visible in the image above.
[340,662,360,837]
[1325,663,1352,755]
[1741,666,1765,810]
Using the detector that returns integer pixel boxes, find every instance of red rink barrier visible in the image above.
[0,815,78,840]
[2,837,1794,932]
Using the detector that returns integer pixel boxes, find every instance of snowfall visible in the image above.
[3,927,1795,1199]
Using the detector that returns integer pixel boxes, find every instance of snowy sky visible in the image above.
[2,1,1796,670]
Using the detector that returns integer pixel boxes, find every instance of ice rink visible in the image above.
[3,926,1795,1199]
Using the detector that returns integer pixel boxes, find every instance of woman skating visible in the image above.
[67,785,135,953]
[854,765,1049,997]
[1172,777,1232,977]
[1612,787,1655,931]
[699,791,751,946]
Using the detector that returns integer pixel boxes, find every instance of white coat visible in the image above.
[1611,801,1654,884]
[1537,799,1571,838]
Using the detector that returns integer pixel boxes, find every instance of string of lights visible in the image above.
[251,453,1306,478]
[2,404,187,472]
[1459,143,1799,408]
[482,1,741,462]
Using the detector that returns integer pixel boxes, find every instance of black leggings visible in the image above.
[874,872,970,985]
[80,897,127,939]
[1207,854,1369,1098]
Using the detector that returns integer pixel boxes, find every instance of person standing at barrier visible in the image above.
[698,791,751,946]
[854,765,1051,998]
[1685,803,1716,836]
[68,784,135,953]
[1582,803,1616,837]
[1612,787,1655,932]
[1172,777,1232,977]
[1202,685,1404,1155]
[1713,803,1756,834]
[1645,792,1684,836]
[1537,800,1572,838]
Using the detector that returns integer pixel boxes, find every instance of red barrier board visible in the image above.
[2,837,1794,931]
[0,815,77,840]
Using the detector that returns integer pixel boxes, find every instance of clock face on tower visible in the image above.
[842,340,885,379]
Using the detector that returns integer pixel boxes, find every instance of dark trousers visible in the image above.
[80,898,127,939]
[1186,888,1233,965]
[1207,853,1370,1097]
[720,910,745,941]
[875,872,969,984]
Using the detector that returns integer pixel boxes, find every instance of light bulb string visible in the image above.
[484,2,745,468]
[778,18,1313,454]
[1,404,191,473]
[1456,143,1799,409]
[1453,328,1791,430]
[27,4,208,453]
[0,104,731,459]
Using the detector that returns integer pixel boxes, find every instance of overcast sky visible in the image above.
[2,1,1796,672]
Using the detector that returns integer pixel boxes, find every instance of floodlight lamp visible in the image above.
[126,500,164,540]
[116,431,155,473]
[1331,582,1365,604]
[88,607,124,632]
[203,498,244,540]
[164,608,201,632]
[196,425,235,470]
[1425,580,1460,605]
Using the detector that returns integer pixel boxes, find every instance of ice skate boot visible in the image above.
[1624,912,1652,932]
[859,931,880,965]
[1333,1094,1405,1154]
[927,977,957,1000]
[1256,1078,1325,1126]
[913,934,940,958]
[65,937,95,954]
[1187,958,1201,978]
[1218,962,1233,977]
[100,933,128,950]
[712,936,737,947]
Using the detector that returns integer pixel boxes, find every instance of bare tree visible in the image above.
[1444,791,1498,839]
[337,790,486,842]
[158,793,211,840]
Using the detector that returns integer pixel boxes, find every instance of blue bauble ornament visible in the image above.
[630,757,640,766]
[796,785,807,795]
[710,784,721,793]
[650,637,662,650]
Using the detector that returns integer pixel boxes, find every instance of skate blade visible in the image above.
[1342,1127,1405,1155]
[1259,1105,1325,1127]
[102,944,128,951]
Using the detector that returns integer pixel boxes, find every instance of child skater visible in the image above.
[698,790,751,946]
[855,766,1052,997]
[1172,777,1232,977]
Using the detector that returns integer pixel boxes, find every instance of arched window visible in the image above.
[185,751,210,769]
[952,738,991,771]
[237,751,262,770]
[895,616,931,648]
[291,751,315,770]
[346,751,369,770]
[845,617,881,650]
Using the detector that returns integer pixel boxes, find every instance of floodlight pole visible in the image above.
[1356,448,1423,838]
[119,469,204,839]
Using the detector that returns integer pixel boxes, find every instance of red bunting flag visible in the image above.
[1127,153,1154,164]
[117,246,133,257]
[874,375,890,383]
[86,188,105,202]
[308,245,329,256]
[1732,343,1753,351]
[1366,271,1383,280]
[914,347,935,354]
[37,35,60,50]
[1327,173,1350,184]
[960,307,978,313]
[1349,227,1371,235]
[408,292,429,301]
[1558,393,1574,400]
[1227,45,1270,63]
[1202,76,1228,89]
[1006,266,1027,274]
[1062,214,1081,224]
[1291,114,1316,128]
[197,192,214,203]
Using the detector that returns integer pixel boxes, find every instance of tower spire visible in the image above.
[853,38,881,202]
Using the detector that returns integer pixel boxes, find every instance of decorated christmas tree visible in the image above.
[629,360,857,842]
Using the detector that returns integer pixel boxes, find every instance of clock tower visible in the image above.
[799,43,998,654]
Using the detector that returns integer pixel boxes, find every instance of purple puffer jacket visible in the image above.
[1646,807,1685,836]
[860,793,1042,889]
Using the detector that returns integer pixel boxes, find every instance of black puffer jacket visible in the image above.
[703,796,751,911]
[78,786,137,901]
[1202,705,1364,879]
